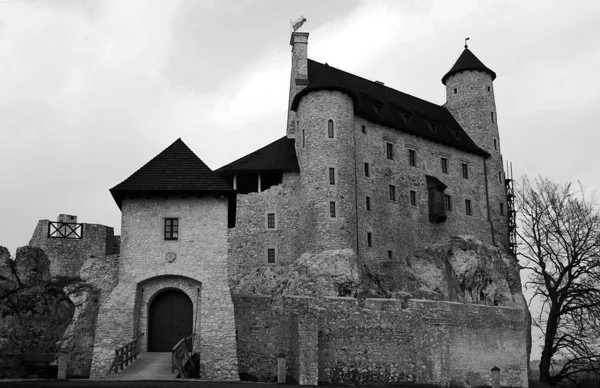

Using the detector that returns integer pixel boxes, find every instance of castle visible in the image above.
[28,31,528,386]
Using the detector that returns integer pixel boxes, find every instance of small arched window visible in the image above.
[327,120,334,138]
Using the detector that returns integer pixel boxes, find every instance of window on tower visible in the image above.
[328,167,336,185]
[367,232,373,247]
[328,119,335,138]
[386,142,394,160]
[453,88,457,94]
[329,201,336,218]
[409,149,416,166]
[441,157,448,174]
[462,163,469,179]
[364,162,370,177]
[487,86,491,92]
[494,139,498,150]
[491,112,495,123]
[366,196,371,211]
[465,199,472,216]
[389,185,396,201]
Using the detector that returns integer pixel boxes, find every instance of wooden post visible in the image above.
[277,354,286,384]
[491,366,501,388]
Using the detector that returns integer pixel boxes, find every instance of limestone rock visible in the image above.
[0,246,19,297]
[13,246,51,288]
[234,249,383,298]
[57,281,100,378]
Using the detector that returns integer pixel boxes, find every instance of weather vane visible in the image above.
[464,37,470,49]
[290,15,307,32]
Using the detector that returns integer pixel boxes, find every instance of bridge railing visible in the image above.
[109,333,144,374]
[171,333,196,378]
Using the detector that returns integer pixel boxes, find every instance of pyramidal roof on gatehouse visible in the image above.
[110,138,234,209]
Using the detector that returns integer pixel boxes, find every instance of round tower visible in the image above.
[442,45,508,248]
[294,89,358,254]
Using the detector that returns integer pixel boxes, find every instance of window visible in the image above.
[500,203,505,216]
[491,112,495,123]
[410,190,417,206]
[408,149,416,166]
[164,218,179,240]
[267,248,276,264]
[462,163,469,179]
[328,167,336,185]
[441,157,448,174]
[487,86,491,92]
[387,250,393,260]
[444,195,452,211]
[364,162,370,177]
[329,201,336,217]
[499,171,503,183]
[375,104,383,115]
[430,122,437,133]
[328,119,335,138]
[366,196,371,211]
[494,139,498,150]
[403,113,412,124]
[302,129,306,148]
[367,232,373,247]
[426,175,447,224]
[362,125,367,134]
[453,88,457,94]
[465,199,472,216]
[386,142,394,160]
[266,212,276,229]
[389,185,396,201]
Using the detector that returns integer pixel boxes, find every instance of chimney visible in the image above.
[287,32,310,139]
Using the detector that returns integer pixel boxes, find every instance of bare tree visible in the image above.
[517,176,600,386]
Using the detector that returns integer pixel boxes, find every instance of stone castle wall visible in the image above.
[29,219,119,278]
[232,294,527,387]
[90,197,238,380]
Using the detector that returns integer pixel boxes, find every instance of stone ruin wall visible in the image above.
[232,294,528,387]
[28,216,120,278]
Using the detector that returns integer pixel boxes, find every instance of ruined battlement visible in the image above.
[28,214,120,278]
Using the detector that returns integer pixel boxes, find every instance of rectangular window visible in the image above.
[499,171,503,183]
[329,201,336,218]
[302,129,305,148]
[494,139,498,150]
[491,112,495,123]
[500,203,505,216]
[266,213,276,229]
[487,86,491,92]
[362,125,366,134]
[410,190,417,206]
[389,185,396,201]
[375,104,383,115]
[329,167,336,185]
[441,157,448,174]
[409,149,416,166]
[465,199,472,216]
[453,88,457,94]
[366,196,371,211]
[387,250,393,260]
[164,218,179,241]
[364,162,370,177]
[328,119,335,138]
[267,248,276,264]
[367,232,373,247]
[444,195,452,211]
[462,163,469,179]
[386,142,394,160]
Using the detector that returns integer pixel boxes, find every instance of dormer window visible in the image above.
[403,113,412,124]
[375,104,383,115]
[430,122,437,133]
[454,130,462,140]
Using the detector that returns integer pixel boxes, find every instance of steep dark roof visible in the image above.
[216,136,299,174]
[441,48,496,85]
[291,60,489,157]
[110,138,234,209]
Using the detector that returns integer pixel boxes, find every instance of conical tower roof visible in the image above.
[110,138,234,209]
[442,47,496,85]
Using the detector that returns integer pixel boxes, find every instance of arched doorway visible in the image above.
[148,289,193,352]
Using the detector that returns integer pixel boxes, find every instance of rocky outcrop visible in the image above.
[0,246,19,297]
[0,247,74,378]
[56,254,119,377]
[234,236,525,308]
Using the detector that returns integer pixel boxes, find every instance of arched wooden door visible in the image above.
[148,289,193,352]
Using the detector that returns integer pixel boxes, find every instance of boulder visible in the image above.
[13,246,51,288]
[0,247,19,297]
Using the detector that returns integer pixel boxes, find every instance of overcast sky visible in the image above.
[1,0,599,361]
